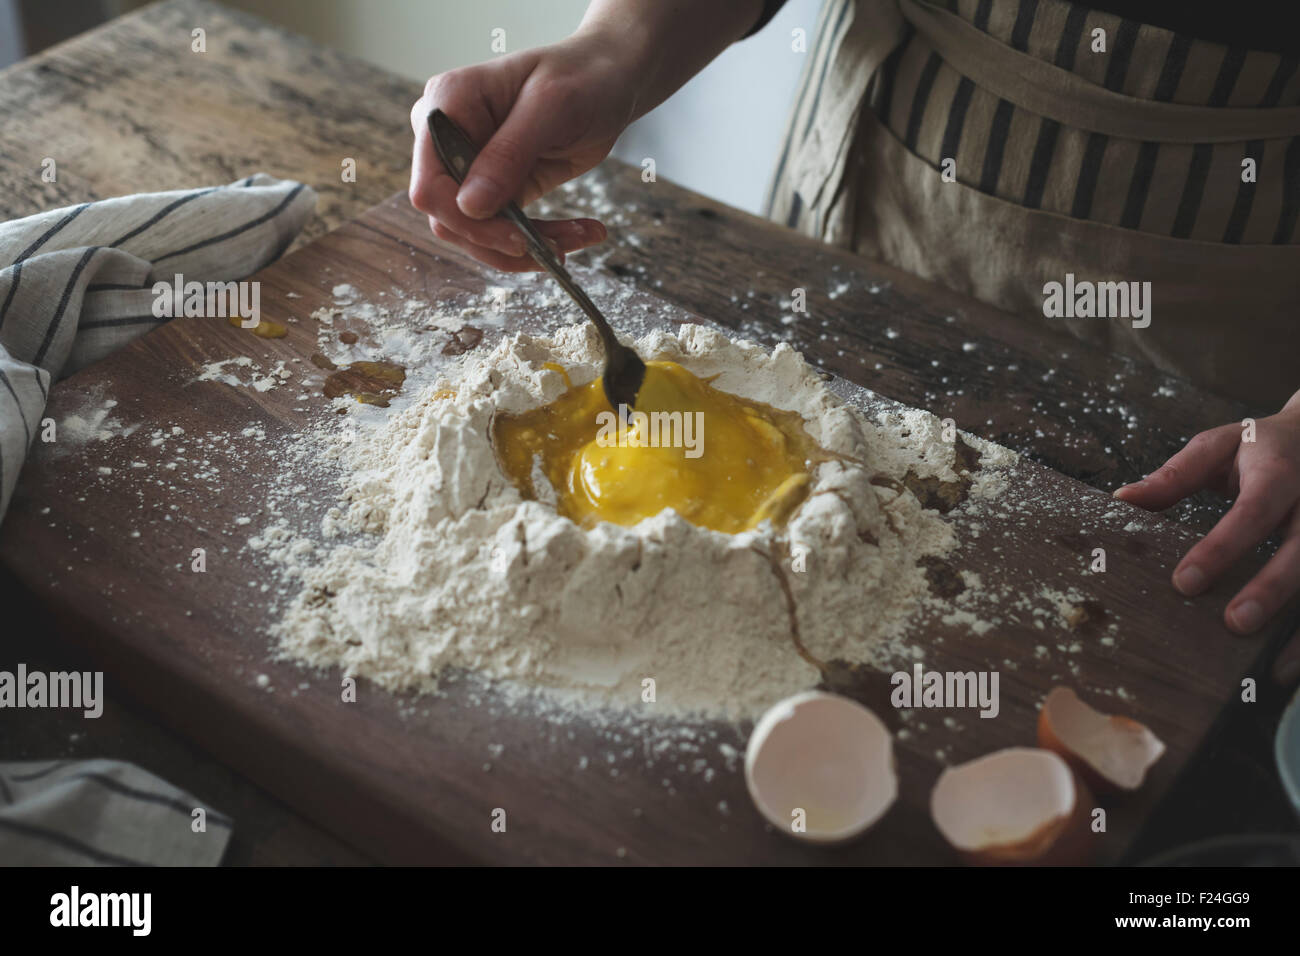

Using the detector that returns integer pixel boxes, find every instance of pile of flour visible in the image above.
[267,322,1009,719]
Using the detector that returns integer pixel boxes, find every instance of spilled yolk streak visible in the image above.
[494,361,821,534]
[227,315,287,338]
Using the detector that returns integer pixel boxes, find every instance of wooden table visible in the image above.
[1,0,1294,864]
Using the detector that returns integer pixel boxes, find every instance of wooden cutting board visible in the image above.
[1,193,1286,865]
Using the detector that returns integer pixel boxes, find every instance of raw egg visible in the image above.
[493,361,826,534]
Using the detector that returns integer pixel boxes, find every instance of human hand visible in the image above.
[408,30,638,272]
[1114,392,1300,684]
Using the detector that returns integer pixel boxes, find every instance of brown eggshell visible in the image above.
[931,748,1096,866]
[1038,687,1165,794]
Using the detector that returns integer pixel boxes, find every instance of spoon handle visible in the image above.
[426,110,622,356]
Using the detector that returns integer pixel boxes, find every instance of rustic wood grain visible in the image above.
[0,0,420,247]
[0,566,374,866]
[0,191,1288,865]
[0,0,1292,865]
[0,0,423,865]
[527,184,1262,526]
[0,0,1261,495]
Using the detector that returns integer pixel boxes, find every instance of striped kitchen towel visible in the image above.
[0,173,316,519]
[0,759,233,866]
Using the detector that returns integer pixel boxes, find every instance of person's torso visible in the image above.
[766,0,1299,405]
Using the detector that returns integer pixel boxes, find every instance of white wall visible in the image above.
[219,0,823,214]
[221,0,590,76]
[612,0,823,213]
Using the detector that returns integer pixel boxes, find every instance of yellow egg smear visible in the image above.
[227,315,288,338]
[493,361,831,534]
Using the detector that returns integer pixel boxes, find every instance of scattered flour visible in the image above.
[57,395,139,448]
[196,356,291,392]
[265,322,1014,719]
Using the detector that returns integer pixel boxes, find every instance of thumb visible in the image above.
[456,102,549,219]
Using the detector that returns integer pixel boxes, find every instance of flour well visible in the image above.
[270,323,1010,719]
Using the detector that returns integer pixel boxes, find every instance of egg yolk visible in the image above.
[493,361,825,534]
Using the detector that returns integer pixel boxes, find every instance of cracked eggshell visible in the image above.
[744,690,897,844]
[1037,687,1165,793]
[930,747,1094,866]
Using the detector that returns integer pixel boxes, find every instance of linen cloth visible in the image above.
[0,173,316,517]
[0,173,316,864]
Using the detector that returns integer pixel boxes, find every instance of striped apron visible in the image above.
[766,0,1300,407]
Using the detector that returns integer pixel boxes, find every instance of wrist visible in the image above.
[569,18,660,115]
[571,0,763,119]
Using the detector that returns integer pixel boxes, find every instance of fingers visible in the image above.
[408,73,535,255]
[1113,424,1241,510]
[440,214,605,260]
[1173,467,1297,598]
[409,92,533,257]
[1225,507,1300,635]
[536,217,607,250]
[430,219,548,272]
[429,217,606,273]
[409,73,607,267]
[455,91,552,219]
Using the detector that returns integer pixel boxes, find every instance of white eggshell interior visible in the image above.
[745,691,897,844]
[930,747,1075,852]
[1044,687,1165,789]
